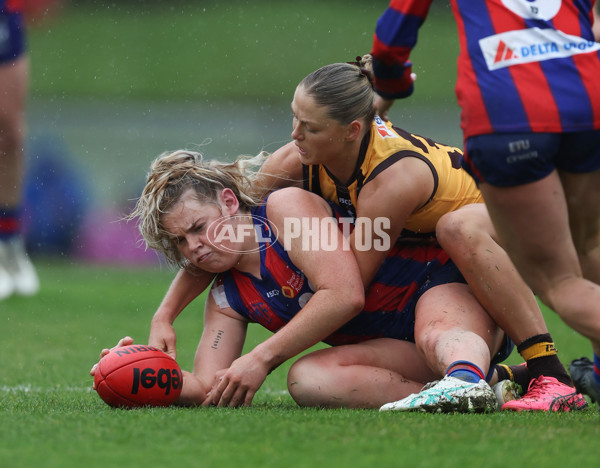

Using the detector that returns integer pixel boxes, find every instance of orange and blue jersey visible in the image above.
[372,0,600,138]
[210,199,458,346]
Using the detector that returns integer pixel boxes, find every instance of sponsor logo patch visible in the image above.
[480,28,600,70]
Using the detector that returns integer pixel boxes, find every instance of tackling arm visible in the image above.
[352,157,434,288]
[254,142,304,199]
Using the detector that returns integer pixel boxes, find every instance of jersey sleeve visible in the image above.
[371,0,434,99]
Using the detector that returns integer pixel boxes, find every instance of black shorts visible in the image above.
[462,130,600,187]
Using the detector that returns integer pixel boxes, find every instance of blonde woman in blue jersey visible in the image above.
[92,149,518,411]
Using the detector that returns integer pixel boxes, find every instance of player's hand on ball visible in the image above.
[93,343,183,408]
[89,336,135,386]
[148,320,177,359]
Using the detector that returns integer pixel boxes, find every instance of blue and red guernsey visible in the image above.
[372,0,600,138]
[213,201,452,346]
[1,0,23,13]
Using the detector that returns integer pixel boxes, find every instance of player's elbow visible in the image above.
[344,287,365,317]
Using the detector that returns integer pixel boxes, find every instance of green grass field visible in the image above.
[1,262,599,467]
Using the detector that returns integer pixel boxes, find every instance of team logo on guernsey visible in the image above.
[480,28,600,71]
[249,301,272,325]
[501,0,561,20]
[374,116,398,139]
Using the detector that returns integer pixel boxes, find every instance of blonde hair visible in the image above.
[130,149,265,268]
[298,55,376,125]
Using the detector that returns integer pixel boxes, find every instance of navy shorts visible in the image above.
[462,130,600,187]
[0,9,26,64]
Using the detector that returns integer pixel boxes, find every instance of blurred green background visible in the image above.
[29,0,459,103]
[23,0,461,261]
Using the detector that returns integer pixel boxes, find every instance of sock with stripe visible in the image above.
[0,207,21,240]
[495,363,530,391]
[517,333,571,386]
[446,360,485,384]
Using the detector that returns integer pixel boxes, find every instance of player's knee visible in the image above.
[436,210,472,248]
[437,209,492,254]
[287,355,328,407]
[414,331,437,360]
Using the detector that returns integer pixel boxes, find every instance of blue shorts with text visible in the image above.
[462,130,600,187]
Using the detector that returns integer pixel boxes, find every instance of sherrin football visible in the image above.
[94,344,183,408]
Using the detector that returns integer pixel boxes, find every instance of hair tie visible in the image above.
[346,55,373,84]
[346,55,362,67]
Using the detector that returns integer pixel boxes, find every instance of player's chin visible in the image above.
[296,151,311,164]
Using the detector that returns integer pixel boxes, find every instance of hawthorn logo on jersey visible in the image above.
[208,214,278,253]
[480,27,600,71]
[374,115,398,139]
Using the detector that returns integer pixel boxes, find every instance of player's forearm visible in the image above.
[250,289,363,370]
[153,268,215,324]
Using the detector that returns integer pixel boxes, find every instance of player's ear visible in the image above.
[219,188,240,215]
[346,120,362,141]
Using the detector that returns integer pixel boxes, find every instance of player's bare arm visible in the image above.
[179,293,248,406]
[254,141,304,198]
[353,157,434,286]
[149,268,216,358]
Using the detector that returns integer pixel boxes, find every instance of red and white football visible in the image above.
[94,344,183,408]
